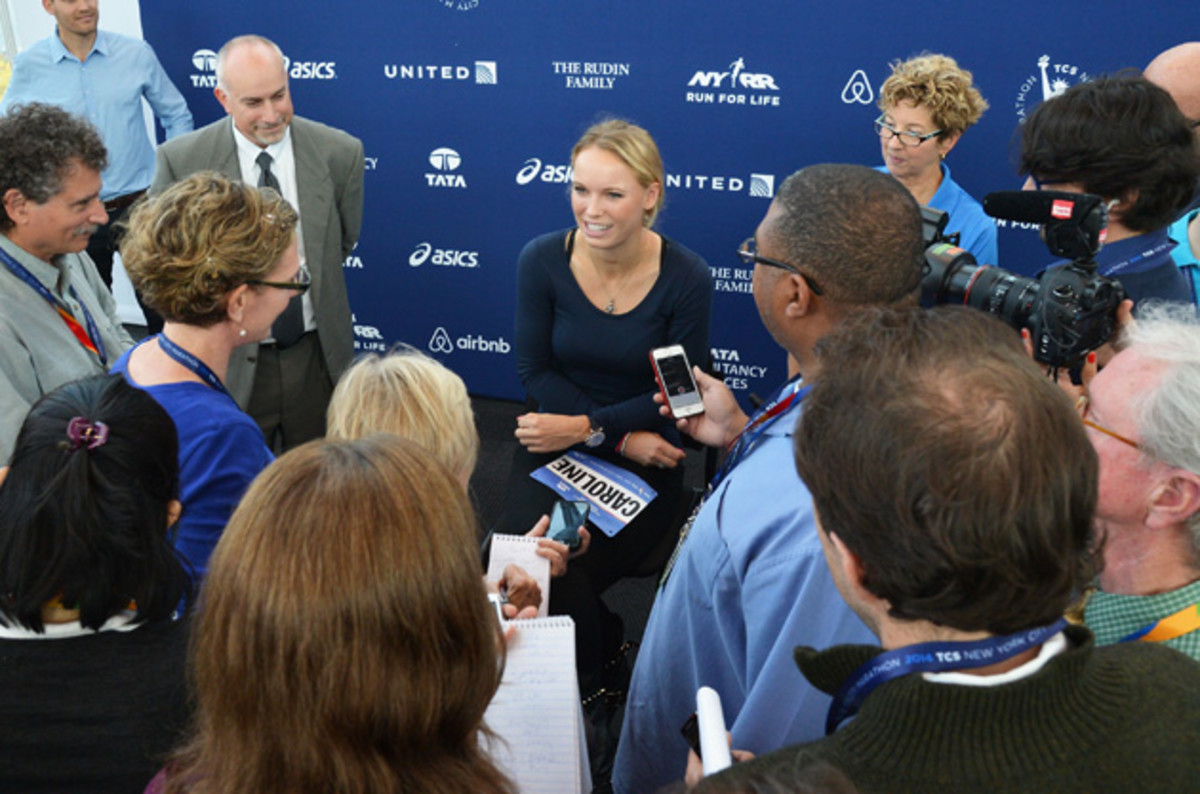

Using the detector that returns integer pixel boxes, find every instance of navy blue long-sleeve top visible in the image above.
[515,229,713,449]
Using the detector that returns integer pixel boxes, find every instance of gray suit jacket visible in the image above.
[150,115,364,406]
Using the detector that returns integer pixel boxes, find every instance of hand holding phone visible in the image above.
[548,499,589,551]
[651,345,704,419]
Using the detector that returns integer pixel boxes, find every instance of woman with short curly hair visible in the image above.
[112,171,299,576]
[875,53,996,264]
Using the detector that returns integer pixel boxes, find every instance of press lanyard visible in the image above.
[825,618,1068,735]
[0,245,107,365]
[709,377,810,491]
[157,334,233,399]
[1102,237,1177,276]
[1119,601,1200,644]
[657,377,809,590]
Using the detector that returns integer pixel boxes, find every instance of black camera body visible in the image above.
[920,191,1126,368]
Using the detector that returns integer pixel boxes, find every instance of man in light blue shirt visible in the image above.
[1,0,192,291]
[613,165,927,793]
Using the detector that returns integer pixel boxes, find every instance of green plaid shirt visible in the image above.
[1084,579,1200,661]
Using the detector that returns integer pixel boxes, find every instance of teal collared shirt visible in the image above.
[1085,578,1200,661]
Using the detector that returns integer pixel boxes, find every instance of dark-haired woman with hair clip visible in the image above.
[0,374,192,793]
[113,171,300,577]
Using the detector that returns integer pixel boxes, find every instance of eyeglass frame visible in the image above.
[873,114,944,148]
[246,262,311,294]
[737,237,824,295]
[1076,393,1140,450]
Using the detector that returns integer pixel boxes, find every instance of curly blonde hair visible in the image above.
[879,53,989,137]
[120,172,298,327]
[572,118,665,227]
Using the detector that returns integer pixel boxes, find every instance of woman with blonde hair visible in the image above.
[113,172,300,577]
[874,53,996,263]
[152,435,515,794]
[501,118,713,784]
[328,345,585,615]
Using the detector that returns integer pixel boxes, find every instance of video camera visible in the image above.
[921,190,1126,369]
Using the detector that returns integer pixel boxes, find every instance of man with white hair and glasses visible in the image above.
[1081,305,1200,658]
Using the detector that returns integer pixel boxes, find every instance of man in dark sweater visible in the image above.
[695,305,1200,794]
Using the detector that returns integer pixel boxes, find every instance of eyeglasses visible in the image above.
[737,237,824,295]
[1076,393,1140,450]
[247,262,311,294]
[874,115,943,147]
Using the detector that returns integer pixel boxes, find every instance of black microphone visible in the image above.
[983,190,1105,224]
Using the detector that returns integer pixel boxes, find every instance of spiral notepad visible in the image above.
[483,616,590,793]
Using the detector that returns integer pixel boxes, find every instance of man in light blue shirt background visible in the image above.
[1,0,192,295]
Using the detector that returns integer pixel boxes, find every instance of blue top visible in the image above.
[1,29,193,199]
[515,229,713,448]
[612,389,875,794]
[877,163,998,265]
[112,340,273,577]
[1167,210,1200,305]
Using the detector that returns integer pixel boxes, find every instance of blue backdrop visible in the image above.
[141,0,1198,407]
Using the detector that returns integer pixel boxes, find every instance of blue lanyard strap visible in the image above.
[0,245,107,366]
[710,378,809,491]
[1103,237,1177,276]
[825,618,1068,735]
[157,333,233,399]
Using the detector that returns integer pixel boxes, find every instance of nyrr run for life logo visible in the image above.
[841,70,874,105]
[685,57,781,106]
[1015,55,1090,123]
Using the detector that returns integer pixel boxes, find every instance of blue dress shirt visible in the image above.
[1,29,193,199]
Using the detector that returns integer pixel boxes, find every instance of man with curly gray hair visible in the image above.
[1082,305,1200,659]
[0,102,132,462]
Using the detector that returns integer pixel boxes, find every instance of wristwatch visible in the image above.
[584,419,605,448]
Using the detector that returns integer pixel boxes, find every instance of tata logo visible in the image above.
[516,157,573,186]
[426,148,466,188]
[283,57,337,80]
[687,57,779,91]
[409,242,480,268]
[429,148,462,171]
[191,49,217,72]
[189,48,218,87]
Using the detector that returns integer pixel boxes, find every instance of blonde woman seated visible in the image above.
[327,346,587,615]
[149,436,516,794]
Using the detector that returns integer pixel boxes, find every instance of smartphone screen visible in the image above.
[652,346,704,418]
[548,500,589,550]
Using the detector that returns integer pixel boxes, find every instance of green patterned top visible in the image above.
[1084,578,1200,661]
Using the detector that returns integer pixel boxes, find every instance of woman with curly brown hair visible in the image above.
[113,171,299,577]
[153,435,516,794]
[874,53,996,263]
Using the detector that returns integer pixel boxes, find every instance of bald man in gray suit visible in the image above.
[151,34,363,451]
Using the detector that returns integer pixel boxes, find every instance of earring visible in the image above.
[238,327,247,338]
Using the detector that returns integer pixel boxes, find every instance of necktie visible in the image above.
[256,152,304,348]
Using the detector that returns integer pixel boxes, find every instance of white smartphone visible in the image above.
[650,345,704,419]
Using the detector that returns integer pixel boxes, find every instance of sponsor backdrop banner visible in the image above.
[142,1,1197,406]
